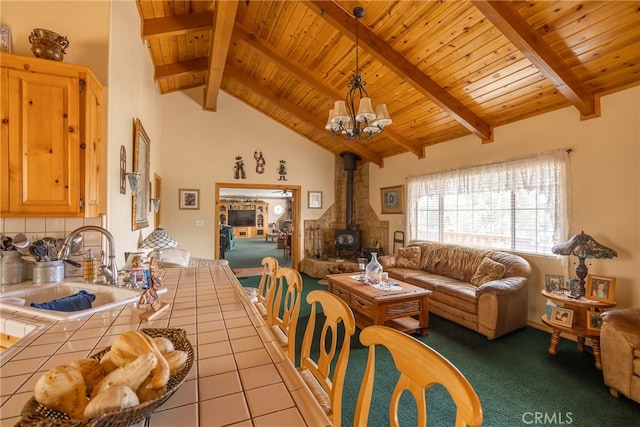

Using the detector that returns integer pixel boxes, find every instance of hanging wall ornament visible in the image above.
[234,155,247,179]
[278,160,287,181]
[254,150,265,174]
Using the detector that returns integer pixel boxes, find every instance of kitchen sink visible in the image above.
[0,281,165,321]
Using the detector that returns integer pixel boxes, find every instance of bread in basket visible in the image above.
[17,328,193,427]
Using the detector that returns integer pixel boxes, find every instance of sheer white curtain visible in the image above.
[406,150,571,253]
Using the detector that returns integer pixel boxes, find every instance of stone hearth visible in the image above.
[303,154,389,261]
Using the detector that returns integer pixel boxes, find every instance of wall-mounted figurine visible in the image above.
[278,160,287,181]
[254,150,265,174]
[234,155,246,179]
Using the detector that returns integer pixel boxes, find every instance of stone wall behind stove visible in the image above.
[304,155,389,259]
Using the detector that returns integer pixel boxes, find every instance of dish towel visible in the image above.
[30,290,96,312]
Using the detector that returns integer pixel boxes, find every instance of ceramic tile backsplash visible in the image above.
[1,216,106,278]
[24,218,46,235]
[0,217,104,238]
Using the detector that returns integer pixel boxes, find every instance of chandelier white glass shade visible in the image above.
[325,6,391,142]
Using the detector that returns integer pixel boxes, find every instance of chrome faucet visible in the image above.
[58,226,119,285]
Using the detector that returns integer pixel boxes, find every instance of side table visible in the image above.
[540,289,616,369]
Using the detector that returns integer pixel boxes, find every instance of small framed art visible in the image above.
[586,275,616,303]
[549,307,574,328]
[308,191,322,209]
[586,310,603,331]
[544,274,564,293]
[0,25,12,53]
[380,185,404,214]
[179,189,200,210]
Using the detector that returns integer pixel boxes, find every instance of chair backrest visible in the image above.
[272,267,304,363]
[257,256,279,320]
[354,325,483,427]
[299,290,356,426]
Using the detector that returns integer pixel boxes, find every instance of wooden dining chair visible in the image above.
[354,325,483,427]
[270,267,303,364]
[298,290,356,427]
[255,256,279,321]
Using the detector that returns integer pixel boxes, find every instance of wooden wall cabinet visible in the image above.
[1,53,103,217]
[217,202,268,238]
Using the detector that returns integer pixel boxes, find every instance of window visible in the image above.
[407,150,569,255]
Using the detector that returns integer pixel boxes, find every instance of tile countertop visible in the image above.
[0,266,331,426]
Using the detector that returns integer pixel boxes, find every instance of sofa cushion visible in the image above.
[470,256,506,286]
[417,242,491,281]
[395,246,421,269]
[378,255,397,269]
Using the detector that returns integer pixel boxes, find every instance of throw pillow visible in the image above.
[470,257,506,286]
[378,255,396,269]
[395,246,421,269]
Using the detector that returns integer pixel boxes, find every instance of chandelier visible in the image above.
[325,6,391,142]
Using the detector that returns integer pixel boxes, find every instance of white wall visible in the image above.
[158,89,335,258]
[107,0,162,256]
[370,87,640,323]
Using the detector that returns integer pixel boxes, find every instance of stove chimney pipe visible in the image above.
[340,152,360,227]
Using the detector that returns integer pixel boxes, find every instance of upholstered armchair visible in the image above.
[600,307,640,404]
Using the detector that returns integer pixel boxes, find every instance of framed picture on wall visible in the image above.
[308,191,322,209]
[132,118,150,231]
[179,189,200,210]
[381,185,404,214]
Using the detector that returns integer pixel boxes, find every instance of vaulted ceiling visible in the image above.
[136,1,640,166]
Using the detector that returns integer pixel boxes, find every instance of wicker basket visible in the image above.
[17,328,193,427]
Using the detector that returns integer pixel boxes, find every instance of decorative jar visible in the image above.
[365,252,383,285]
[29,28,69,61]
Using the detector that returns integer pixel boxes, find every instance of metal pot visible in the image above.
[29,28,69,61]
[0,250,26,285]
[32,260,64,284]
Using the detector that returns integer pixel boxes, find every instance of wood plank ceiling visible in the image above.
[136,0,640,166]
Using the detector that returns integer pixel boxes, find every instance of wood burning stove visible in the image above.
[335,228,361,257]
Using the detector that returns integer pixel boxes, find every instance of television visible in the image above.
[228,209,256,227]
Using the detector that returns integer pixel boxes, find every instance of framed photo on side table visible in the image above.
[549,307,574,328]
[544,274,564,293]
[179,189,199,210]
[586,310,603,331]
[586,275,616,303]
[380,185,404,214]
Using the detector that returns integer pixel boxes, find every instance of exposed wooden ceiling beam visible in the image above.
[472,0,598,118]
[233,24,424,158]
[303,0,493,142]
[225,65,384,166]
[154,57,208,80]
[140,11,213,40]
[203,0,238,112]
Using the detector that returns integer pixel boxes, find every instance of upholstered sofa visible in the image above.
[601,307,640,404]
[155,248,229,268]
[378,242,531,339]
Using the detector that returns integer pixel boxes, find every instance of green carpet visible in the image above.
[224,237,291,270]
[238,274,640,426]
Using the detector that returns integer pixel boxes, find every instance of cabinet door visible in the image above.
[82,77,101,217]
[7,69,80,214]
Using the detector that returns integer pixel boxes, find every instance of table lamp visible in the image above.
[140,227,178,260]
[551,231,617,298]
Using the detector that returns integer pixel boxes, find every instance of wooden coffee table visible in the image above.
[327,273,432,336]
